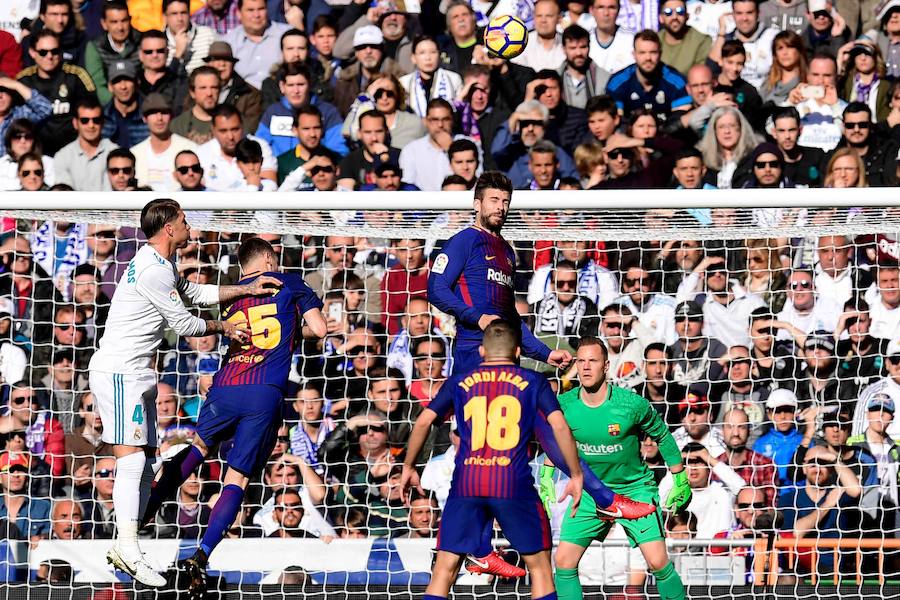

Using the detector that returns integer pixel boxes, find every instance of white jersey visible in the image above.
[89,244,219,374]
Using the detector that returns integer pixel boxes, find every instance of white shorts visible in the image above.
[90,371,159,447]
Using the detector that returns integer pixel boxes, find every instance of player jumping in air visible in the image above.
[540,339,691,600]
[89,200,281,587]
[140,237,326,597]
[401,320,584,600]
[427,171,657,577]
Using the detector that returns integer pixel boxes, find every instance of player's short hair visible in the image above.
[577,336,608,358]
[189,65,220,90]
[273,487,303,507]
[448,138,479,162]
[293,104,322,127]
[140,198,181,239]
[586,94,618,118]
[107,147,135,166]
[633,29,661,49]
[238,237,276,269]
[562,24,590,44]
[473,171,512,201]
[644,342,671,359]
[481,320,520,358]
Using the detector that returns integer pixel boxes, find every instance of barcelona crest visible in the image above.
[608,424,621,437]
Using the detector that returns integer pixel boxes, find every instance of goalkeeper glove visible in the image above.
[539,464,556,515]
[664,470,692,513]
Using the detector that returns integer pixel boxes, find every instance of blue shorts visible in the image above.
[451,341,483,376]
[436,494,552,556]
[195,384,283,476]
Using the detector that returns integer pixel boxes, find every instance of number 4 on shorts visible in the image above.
[132,405,144,424]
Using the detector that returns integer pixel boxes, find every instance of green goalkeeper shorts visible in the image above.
[559,486,664,548]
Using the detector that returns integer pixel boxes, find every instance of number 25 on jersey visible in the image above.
[463,395,521,451]
[226,304,282,350]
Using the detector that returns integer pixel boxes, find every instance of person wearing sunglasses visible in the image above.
[334,26,399,116]
[836,102,898,186]
[847,395,900,533]
[173,149,206,191]
[777,444,861,575]
[0,119,56,191]
[106,148,138,191]
[16,152,48,191]
[775,269,841,342]
[136,30,186,121]
[0,383,66,479]
[596,302,651,389]
[708,486,778,573]
[658,0,711,76]
[532,259,600,347]
[742,142,794,189]
[854,339,900,435]
[19,30,97,155]
[0,77,52,163]
[54,96,118,191]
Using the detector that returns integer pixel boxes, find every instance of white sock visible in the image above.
[138,454,161,520]
[114,451,146,559]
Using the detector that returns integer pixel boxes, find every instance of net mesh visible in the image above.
[0,199,899,597]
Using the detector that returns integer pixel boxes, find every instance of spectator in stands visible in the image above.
[669,300,727,392]
[658,441,745,539]
[710,0,778,89]
[741,143,795,189]
[854,339,900,435]
[813,236,871,308]
[398,98,454,191]
[54,97,118,191]
[16,153,47,191]
[528,240,619,309]
[0,120,55,191]
[162,0,216,75]
[511,0,565,71]
[408,336,448,405]
[687,255,766,348]
[1,381,66,475]
[222,0,290,89]
[201,42,263,135]
[20,0,86,67]
[837,102,898,186]
[252,455,331,540]
[713,42,764,128]
[752,388,803,484]
[848,395,900,533]
[0,451,50,540]
[0,235,63,343]
[794,330,859,411]
[672,391,727,455]
[335,507,368,538]
[866,263,900,339]
[696,106,760,189]
[790,53,846,152]
[760,31,807,106]
[155,470,211,538]
[106,148,137,191]
[402,489,439,539]
[521,140,563,190]
[776,269,841,337]
[334,26,400,117]
[289,381,334,476]
[381,240,428,337]
[615,258,677,344]
[40,346,88,433]
[583,95,620,148]
[323,326,383,414]
[396,35,460,119]
[18,30,98,156]
[597,303,649,389]
[607,30,690,123]
[191,0,240,35]
[803,2,849,59]
[446,139,480,189]
[712,347,770,434]
[137,30,187,118]
[162,331,219,398]
[558,25,609,111]
[337,110,401,190]
[491,100,578,189]
[588,0,636,73]
[0,79,51,161]
[718,408,778,504]
[171,66,220,144]
[82,455,116,538]
[197,104,277,190]
[172,149,205,191]
[363,366,419,446]
[305,235,382,318]
[63,392,111,484]
[738,241,786,316]
[531,258,600,347]
[834,298,884,388]
[766,107,826,187]
[364,464,410,537]
[275,105,342,188]
[839,41,888,117]
[778,444,861,574]
[658,0,711,75]
[84,1,142,106]
[50,498,84,540]
[131,93,196,192]
[268,487,319,539]
[256,62,345,158]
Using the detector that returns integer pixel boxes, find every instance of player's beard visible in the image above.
[479,212,506,233]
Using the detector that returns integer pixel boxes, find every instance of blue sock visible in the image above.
[476,520,493,557]
[423,595,448,600]
[534,594,558,600]
[534,416,615,508]
[199,484,244,558]
[142,445,205,526]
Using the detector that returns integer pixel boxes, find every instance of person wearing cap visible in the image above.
[334,25,405,117]
[40,346,89,434]
[255,61,347,158]
[204,40,264,134]
[333,0,414,72]
[752,388,805,484]
[854,338,900,436]
[136,30,187,118]
[869,0,900,78]
[741,142,795,188]
[17,29,98,156]
[130,92,197,191]
[792,328,859,411]
[222,0,291,89]
[162,0,217,75]
[83,1,142,106]
[672,391,728,455]
[0,450,51,542]
[775,268,841,340]
[848,394,900,532]
[668,299,727,393]
[803,0,850,59]
[835,101,898,186]
[101,60,148,149]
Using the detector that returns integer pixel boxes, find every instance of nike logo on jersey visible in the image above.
[485,255,496,260]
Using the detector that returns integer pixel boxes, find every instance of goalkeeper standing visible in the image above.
[540,337,691,600]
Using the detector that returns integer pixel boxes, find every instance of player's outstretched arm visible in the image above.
[218,275,284,303]
[205,318,250,343]
[401,407,439,496]
[302,307,327,339]
[545,410,583,516]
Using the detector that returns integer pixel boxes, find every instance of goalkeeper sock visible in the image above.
[653,561,686,600]
[137,454,161,524]
[200,484,245,558]
[142,445,204,526]
[113,451,146,560]
[534,593,558,600]
[554,567,581,600]
[533,417,615,508]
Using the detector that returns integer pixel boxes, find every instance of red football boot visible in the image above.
[596,493,657,521]
[464,551,527,578]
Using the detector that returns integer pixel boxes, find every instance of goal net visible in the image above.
[0,189,898,600]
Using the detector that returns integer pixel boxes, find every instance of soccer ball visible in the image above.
[483,14,528,60]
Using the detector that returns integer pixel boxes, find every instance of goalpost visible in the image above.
[1,188,898,599]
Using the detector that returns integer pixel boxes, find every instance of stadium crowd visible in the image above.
[1,0,900,585]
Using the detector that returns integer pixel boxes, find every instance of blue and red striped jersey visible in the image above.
[212,272,322,391]
[427,226,551,362]
[428,362,562,499]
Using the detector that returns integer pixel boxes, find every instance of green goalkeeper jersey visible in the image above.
[557,384,682,496]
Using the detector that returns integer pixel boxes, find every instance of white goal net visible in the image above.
[0,189,898,600]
